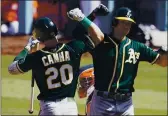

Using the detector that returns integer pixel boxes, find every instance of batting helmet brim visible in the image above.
[115,17,136,23]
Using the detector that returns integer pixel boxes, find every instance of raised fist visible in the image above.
[67,8,85,22]
[25,36,40,51]
[93,4,109,16]
[161,46,168,52]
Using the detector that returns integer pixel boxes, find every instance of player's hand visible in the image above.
[25,36,40,51]
[158,45,168,53]
[67,8,85,22]
[92,4,109,16]
[161,46,168,52]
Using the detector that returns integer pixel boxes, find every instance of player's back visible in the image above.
[30,40,86,100]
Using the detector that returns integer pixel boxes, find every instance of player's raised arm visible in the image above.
[67,8,104,46]
[88,4,109,21]
[8,37,39,75]
[139,43,168,67]
[72,4,109,48]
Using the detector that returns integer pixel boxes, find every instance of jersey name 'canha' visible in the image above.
[17,40,89,100]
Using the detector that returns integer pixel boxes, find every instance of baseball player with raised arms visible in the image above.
[7,15,103,115]
[68,6,168,115]
[8,4,109,115]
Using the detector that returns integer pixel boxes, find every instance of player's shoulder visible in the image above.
[127,37,145,46]
[127,37,152,52]
[28,50,40,57]
[103,33,111,42]
[31,50,46,60]
[39,43,65,53]
[67,39,84,45]
[23,50,41,62]
[66,39,86,50]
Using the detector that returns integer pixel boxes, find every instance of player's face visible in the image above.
[32,28,39,38]
[116,20,132,36]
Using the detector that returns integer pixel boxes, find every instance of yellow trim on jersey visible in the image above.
[115,17,135,23]
[107,37,118,92]
[151,54,160,64]
[40,44,65,54]
[16,61,24,73]
[115,39,131,92]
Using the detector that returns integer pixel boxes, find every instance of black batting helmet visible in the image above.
[33,17,58,42]
[112,7,135,26]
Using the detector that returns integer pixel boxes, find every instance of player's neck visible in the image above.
[44,39,60,48]
[112,30,126,42]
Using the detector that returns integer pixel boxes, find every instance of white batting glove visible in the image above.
[161,45,168,52]
[67,8,85,21]
[25,36,40,51]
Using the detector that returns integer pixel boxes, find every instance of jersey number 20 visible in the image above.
[45,64,73,89]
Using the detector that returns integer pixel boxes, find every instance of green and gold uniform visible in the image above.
[15,40,90,100]
[91,34,159,93]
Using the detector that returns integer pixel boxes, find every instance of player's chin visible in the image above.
[123,30,130,36]
[125,28,131,34]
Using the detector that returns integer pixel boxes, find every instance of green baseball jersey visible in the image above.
[91,34,159,93]
[17,40,89,100]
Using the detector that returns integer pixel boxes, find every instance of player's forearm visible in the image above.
[8,48,29,75]
[156,53,168,67]
[87,11,96,21]
[80,17,104,46]
[14,48,29,61]
[72,12,96,39]
[155,46,168,67]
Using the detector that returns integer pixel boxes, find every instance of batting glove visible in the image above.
[25,36,40,51]
[157,45,168,53]
[161,45,168,52]
[67,8,85,22]
[93,4,109,16]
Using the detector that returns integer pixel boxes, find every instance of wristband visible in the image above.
[25,45,31,51]
[81,17,92,30]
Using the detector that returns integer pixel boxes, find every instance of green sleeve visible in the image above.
[17,54,34,72]
[14,48,29,61]
[139,43,159,64]
[13,48,34,72]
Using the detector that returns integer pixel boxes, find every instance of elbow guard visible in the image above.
[8,61,24,75]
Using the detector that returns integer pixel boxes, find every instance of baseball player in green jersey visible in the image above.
[7,17,101,115]
[68,6,168,115]
[8,4,109,115]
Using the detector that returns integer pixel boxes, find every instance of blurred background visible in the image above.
[1,0,167,115]
[1,0,167,48]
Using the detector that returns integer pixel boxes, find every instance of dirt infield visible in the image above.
[1,35,72,55]
[1,36,29,55]
[1,35,91,57]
